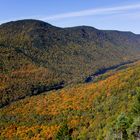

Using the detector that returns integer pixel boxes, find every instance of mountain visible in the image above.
[0,19,140,107]
[0,61,140,139]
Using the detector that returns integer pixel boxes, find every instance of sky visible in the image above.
[0,0,140,34]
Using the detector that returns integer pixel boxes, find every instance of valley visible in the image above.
[0,19,140,139]
[1,20,140,108]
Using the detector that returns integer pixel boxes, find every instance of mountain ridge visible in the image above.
[0,19,140,107]
[1,19,139,34]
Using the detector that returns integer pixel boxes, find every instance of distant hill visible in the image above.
[0,19,140,107]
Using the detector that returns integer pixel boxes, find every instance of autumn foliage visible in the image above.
[0,61,140,139]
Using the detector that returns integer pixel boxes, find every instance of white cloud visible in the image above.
[41,3,140,21]
[0,3,140,25]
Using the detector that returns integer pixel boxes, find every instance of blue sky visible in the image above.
[0,0,140,33]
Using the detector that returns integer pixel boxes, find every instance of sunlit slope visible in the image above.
[0,61,140,139]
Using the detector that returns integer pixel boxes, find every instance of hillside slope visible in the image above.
[0,61,140,139]
[0,19,140,107]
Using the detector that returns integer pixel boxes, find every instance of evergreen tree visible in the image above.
[132,88,140,115]
[129,117,140,139]
[56,123,72,140]
[115,113,130,140]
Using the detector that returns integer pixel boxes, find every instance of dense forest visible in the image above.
[0,20,140,139]
[0,61,140,139]
[1,20,140,108]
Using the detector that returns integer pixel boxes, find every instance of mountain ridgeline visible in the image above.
[0,19,140,107]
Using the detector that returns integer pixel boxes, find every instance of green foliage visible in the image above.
[128,117,140,139]
[115,113,130,132]
[128,89,140,139]
[114,113,130,139]
[109,87,140,140]
[27,130,34,138]
[132,88,140,115]
[56,123,72,140]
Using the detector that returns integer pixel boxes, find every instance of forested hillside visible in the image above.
[0,61,140,139]
[0,19,140,107]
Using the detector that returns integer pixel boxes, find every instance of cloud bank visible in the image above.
[41,3,140,21]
